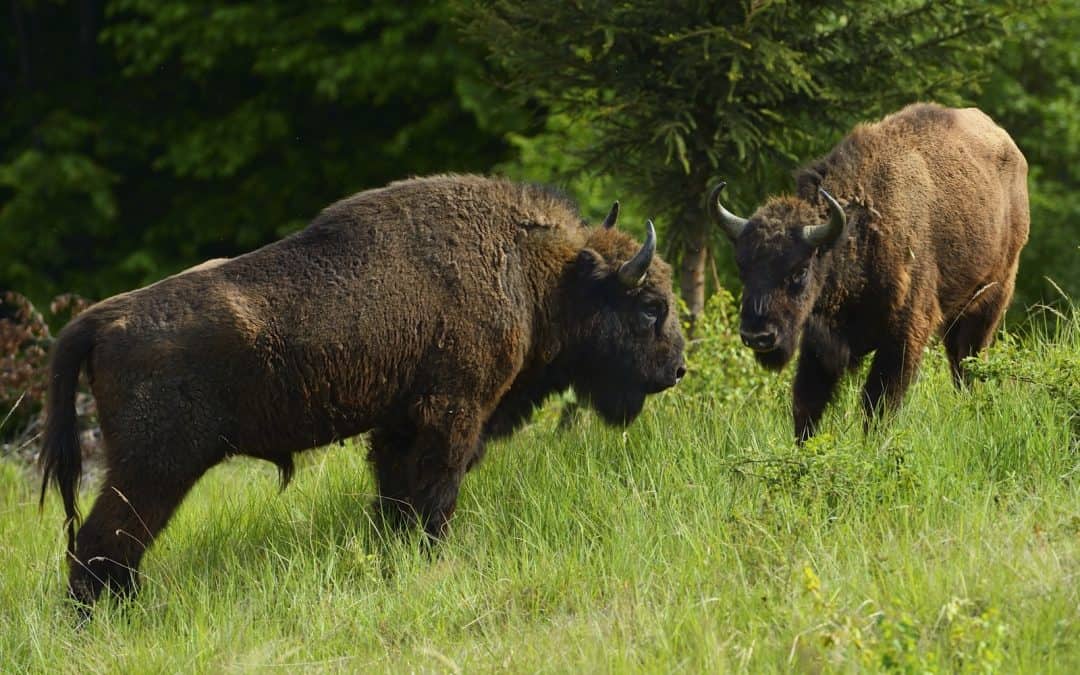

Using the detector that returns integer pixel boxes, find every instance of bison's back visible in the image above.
[824,104,1028,320]
[947,106,1030,265]
[851,104,1028,250]
[83,175,580,461]
[78,269,274,462]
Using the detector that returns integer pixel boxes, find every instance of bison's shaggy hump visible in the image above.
[40,173,686,610]
[714,102,1028,442]
[314,174,585,236]
[796,103,1023,205]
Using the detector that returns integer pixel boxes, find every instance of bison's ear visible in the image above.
[601,201,620,229]
[573,248,611,282]
[794,167,825,200]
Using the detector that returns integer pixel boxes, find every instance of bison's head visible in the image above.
[563,202,686,425]
[710,182,847,371]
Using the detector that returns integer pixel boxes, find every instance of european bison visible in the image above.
[711,103,1028,442]
[40,174,686,607]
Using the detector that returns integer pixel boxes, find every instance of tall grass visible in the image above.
[1,315,1077,672]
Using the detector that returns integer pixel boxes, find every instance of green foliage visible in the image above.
[964,307,1080,442]
[978,6,1080,307]
[678,287,779,401]
[494,112,653,237]
[1,1,531,304]
[464,0,1036,314]
[795,566,1010,672]
[732,430,920,517]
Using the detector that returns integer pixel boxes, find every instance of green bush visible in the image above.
[678,288,783,402]
[963,307,1080,441]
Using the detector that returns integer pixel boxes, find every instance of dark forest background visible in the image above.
[2,1,1077,318]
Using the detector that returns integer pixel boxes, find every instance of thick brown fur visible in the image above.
[721,103,1029,442]
[40,174,685,608]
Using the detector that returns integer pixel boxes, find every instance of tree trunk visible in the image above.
[679,209,708,332]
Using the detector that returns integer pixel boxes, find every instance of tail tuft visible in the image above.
[39,315,96,555]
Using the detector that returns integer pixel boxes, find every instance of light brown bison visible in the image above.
[40,174,686,607]
[711,103,1029,442]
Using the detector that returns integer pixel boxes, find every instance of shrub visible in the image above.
[678,288,783,402]
[963,308,1080,440]
[0,291,93,461]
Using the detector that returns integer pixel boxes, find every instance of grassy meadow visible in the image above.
[1,313,1077,672]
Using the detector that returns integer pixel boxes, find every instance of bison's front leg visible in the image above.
[368,425,419,531]
[860,333,928,429]
[411,406,486,540]
[792,345,844,444]
[792,321,849,443]
[369,404,484,540]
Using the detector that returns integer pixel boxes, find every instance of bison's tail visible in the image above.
[39,313,97,555]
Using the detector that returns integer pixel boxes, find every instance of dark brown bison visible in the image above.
[40,174,686,607]
[710,103,1029,442]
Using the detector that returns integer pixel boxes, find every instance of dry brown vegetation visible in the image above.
[0,292,97,467]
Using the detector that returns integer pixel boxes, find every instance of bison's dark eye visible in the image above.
[788,265,810,292]
[633,301,665,333]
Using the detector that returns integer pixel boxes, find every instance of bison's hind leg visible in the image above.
[68,457,207,609]
[943,279,1014,387]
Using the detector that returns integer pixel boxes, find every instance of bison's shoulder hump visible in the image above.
[310,174,585,238]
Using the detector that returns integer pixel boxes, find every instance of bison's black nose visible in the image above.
[740,328,778,352]
[675,364,687,382]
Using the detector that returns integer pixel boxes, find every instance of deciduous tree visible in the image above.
[1,1,531,303]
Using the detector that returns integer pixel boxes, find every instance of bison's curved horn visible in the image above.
[802,188,847,247]
[617,220,656,287]
[602,201,620,229]
[709,182,748,241]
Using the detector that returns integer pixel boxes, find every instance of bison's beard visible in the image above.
[753,338,797,372]
[578,384,646,426]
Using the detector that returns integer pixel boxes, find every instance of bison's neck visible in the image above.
[814,207,874,317]
[483,247,581,440]
[518,238,582,366]
[484,358,574,440]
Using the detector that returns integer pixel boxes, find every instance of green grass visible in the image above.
[2,321,1078,673]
